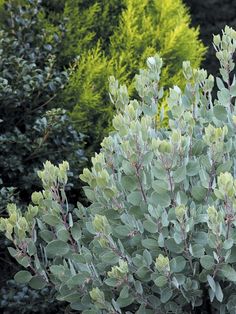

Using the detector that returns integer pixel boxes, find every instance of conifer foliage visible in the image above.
[49,0,205,154]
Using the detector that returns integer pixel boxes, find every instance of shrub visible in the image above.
[0,0,85,201]
[2,25,235,314]
[41,0,124,64]
[110,0,205,90]
[55,0,205,154]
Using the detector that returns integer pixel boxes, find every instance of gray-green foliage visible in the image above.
[2,26,236,313]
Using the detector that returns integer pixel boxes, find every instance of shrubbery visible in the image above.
[42,0,205,154]
[1,26,236,313]
[0,0,85,201]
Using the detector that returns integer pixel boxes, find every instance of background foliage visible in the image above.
[0,0,85,201]
[41,0,205,155]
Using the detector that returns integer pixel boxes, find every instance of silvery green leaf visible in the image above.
[151,191,171,208]
[213,105,228,121]
[14,270,32,284]
[173,165,186,183]
[121,175,137,191]
[57,227,70,242]
[142,238,158,250]
[199,168,210,189]
[42,214,62,227]
[165,238,184,253]
[101,251,119,265]
[154,275,168,287]
[223,238,234,250]
[220,265,236,282]
[158,233,165,247]
[213,251,219,263]
[116,295,134,308]
[127,191,142,206]
[152,180,169,193]
[189,244,205,258]
[200,255,215,270]
[216,160,233,175]
[170,256,186,273]
[173,231,183,244]
[191,186,207,201]
[29,275,47,290]
[160,287,173,303]
[143,249,152,266]
[45,240,70,257]
[27,239,37,256]
[143,219,158,233]
[207,275,216,292]
[186,160,200,177]
[215,281,224,302]
[216,77,225,90]
[208,233,218,249]
[175,274,185,285]
[161,210,169,227]
[120,285,129,299]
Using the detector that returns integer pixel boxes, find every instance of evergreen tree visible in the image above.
[64,0,206,154]
[110,0,205,89]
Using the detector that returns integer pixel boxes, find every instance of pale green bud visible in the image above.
[92,215,111,235]
[7,203,17,216]
[89,287,105,304]
[159,141,172,154]
[8,212,17,225]
[80,168,93,183]
[155,254,170,273]
[0,217,7,232]
[213,34,221,46]
[108,260,128,279]
[6,223,13,240]
[175,205,186,222]
[31,191,43,205]
[207,206,219,225]
[101,136,113,150]
[18,217,29,231]
[194,69,207,83]
[207,206,224,234]
[218,172,234,197]
[113,113,124,131]
[171,130,182,144]
[127,103,136,120]
[96,169,110,187]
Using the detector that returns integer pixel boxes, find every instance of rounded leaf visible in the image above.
[14,270,32,284]
[45,240,70,257]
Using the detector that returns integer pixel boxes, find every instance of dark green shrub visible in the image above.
[0,280,66,314]
[0,0,85,200]
[2,26,236,313]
